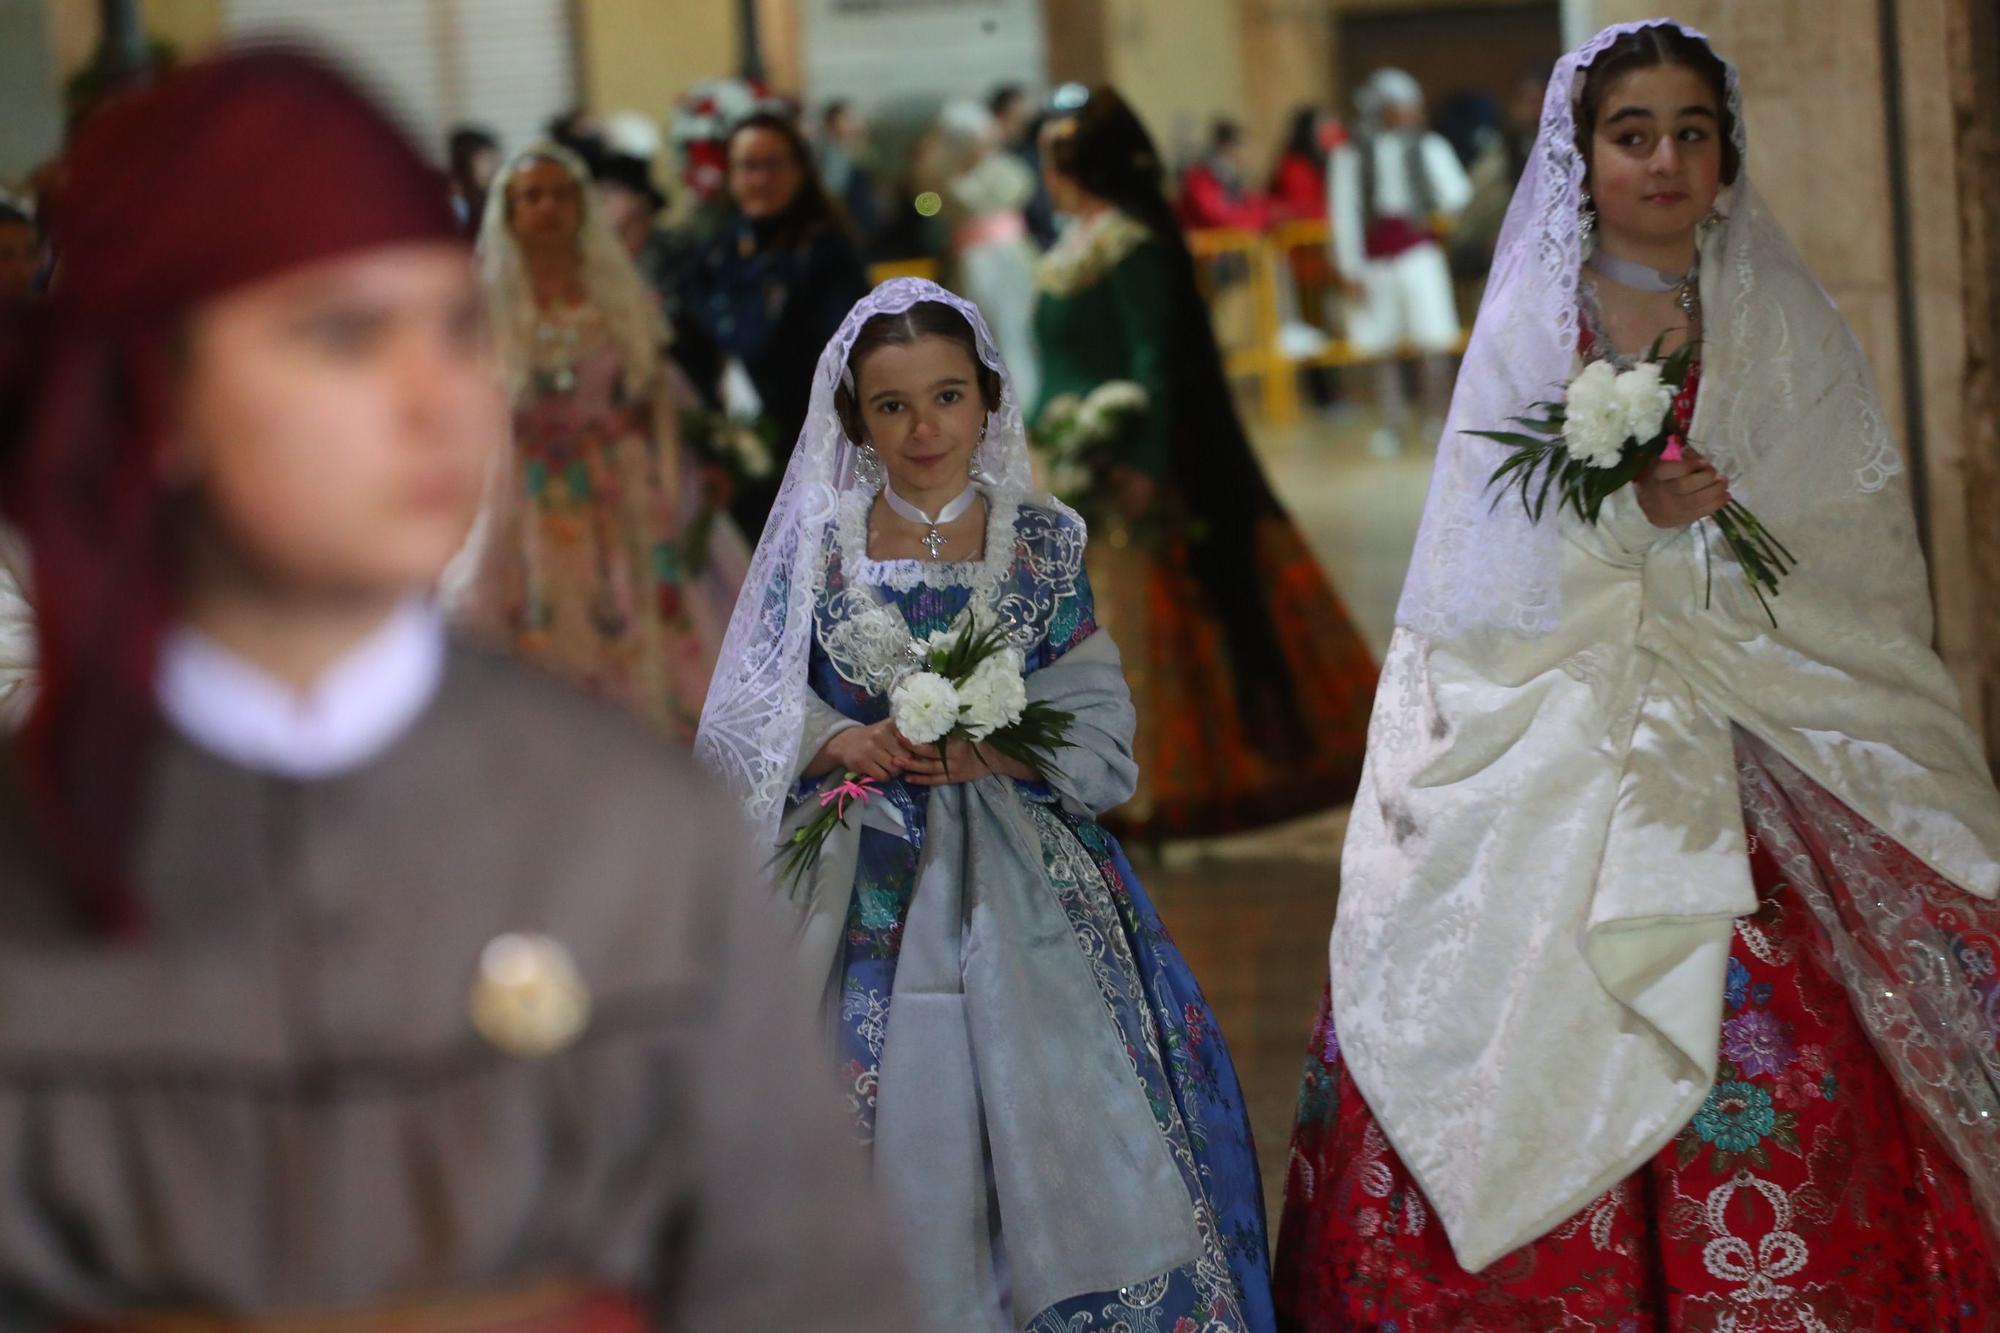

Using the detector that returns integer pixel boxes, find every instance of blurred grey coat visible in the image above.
[0,528,29,729]
[0,645,911,1330]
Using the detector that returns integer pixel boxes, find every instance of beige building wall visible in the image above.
[574,0,738,124]
[1236,0,1336,173]
[1104,0,1250,167]
[1054,0,1334,172]
[1576,0,1997,762]
[46,0,224,78]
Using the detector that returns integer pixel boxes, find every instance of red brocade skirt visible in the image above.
[1274,737,2000,1331]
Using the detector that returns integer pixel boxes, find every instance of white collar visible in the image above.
[157,599,446,780]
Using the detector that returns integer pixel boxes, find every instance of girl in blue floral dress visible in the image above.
[698,279,1275,1332]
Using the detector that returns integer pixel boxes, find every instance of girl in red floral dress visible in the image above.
[1276,21,2000,1331]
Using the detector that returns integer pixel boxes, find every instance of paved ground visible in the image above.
[1141,399,1433,1228]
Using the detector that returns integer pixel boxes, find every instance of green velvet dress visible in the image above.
[1031,210,1377,839]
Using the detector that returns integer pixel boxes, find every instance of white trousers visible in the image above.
[1344,240,1461,358]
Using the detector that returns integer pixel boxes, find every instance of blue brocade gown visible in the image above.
[807,502,1276,1332]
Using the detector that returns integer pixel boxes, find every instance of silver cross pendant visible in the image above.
[921,526,946,560]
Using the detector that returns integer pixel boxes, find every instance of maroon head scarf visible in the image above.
[0,46,460,933]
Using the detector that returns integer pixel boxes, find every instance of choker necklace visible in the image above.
[1587,246,1700,316]
[883,481,979,560]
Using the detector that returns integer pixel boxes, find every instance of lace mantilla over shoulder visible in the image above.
[1036,210,1152,298]
[815,489,1085,693]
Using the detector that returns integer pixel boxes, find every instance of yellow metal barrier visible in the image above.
[1186,227,1297,425]
[868,258,941,287]
[869,239,1466,430]
[1191,221,1470,428]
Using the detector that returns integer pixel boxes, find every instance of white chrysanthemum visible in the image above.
[1561,360,1630,468]
[1041,393,1082,423]
[729,425,773,479]
[891,671,961,745]
[1085,380,1148,415]
[957,649,1027,740]
[1612,362,1675,445]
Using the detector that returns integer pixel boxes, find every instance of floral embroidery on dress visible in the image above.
[1273,730,2000,1331]
[1034,209,1153,298]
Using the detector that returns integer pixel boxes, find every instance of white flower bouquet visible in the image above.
[1471,338,1795,624]
[1030,380,1149,511]
[889,610,1073,776]
[776,609,1075,894]
[681,407,777,483]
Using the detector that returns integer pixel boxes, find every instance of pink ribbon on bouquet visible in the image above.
[820,774,880,821]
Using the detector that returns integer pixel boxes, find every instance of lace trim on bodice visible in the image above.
[833,486,1019,595]
[815,489,1085,694]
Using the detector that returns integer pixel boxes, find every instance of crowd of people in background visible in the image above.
[6,21,2000,1332]
[1,63,1553,434]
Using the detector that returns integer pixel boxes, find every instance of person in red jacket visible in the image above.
[1266,106,1345,224]
[1176,119,1267,231]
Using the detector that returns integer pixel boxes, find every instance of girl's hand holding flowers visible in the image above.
[1635,452,1730,528]
[813,719,918,783]
[903,737,1039,786]
[1472,339,1794,624]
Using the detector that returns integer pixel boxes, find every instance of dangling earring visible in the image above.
[1579,193,1596,245]
[855,441,885,491]
[969,422,994,484]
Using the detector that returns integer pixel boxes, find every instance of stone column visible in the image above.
[1949,0,2000,771]
[1233,0,1336,170]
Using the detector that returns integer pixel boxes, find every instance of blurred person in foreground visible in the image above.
[1033,88,1376,841]
[0,46,910,1331]
[1329,68,1472,456]
[676,111,868,537]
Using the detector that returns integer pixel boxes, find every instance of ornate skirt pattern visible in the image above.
[1088,513,1375,841]
[502,389,743,744]
[839,799,1278,1331]
[1273,740,2000,1331]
